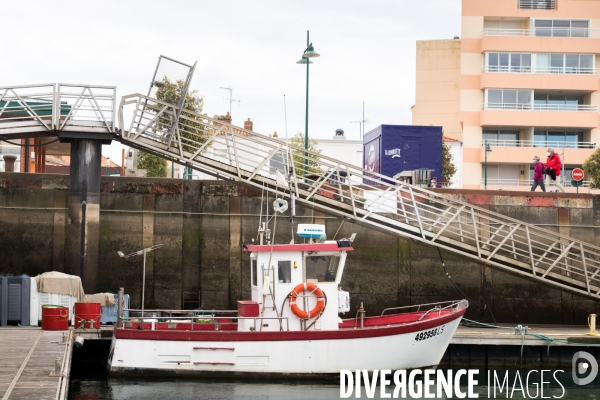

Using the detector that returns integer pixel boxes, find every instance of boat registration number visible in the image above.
[414,325,445,342]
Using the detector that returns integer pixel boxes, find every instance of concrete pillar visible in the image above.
[65,139,101,293]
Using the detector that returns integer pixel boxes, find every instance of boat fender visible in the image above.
[262,276,271,295]
[288,282,326,320]
[74,336,84,349]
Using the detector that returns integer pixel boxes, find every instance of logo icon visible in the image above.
[572,351,598,385]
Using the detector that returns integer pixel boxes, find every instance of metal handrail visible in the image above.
[117,93,600,301]
[483,28,596,38]
[122,310,291,331]
[480,140,596,149]
[480,178,592,188]
[483,66,597,75]
[380,300,466,316]
[0,83,116,136]
[518,0,555,10]
[483,103,597,112]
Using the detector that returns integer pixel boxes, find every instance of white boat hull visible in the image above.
[108,311,463,376]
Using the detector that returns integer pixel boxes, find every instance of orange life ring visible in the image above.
[288,282,325,319]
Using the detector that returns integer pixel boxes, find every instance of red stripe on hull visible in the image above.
[114,308,465,342]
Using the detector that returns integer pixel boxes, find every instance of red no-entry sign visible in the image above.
[572,168,584,181]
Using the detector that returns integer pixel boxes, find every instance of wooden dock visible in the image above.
[0,328,72,400]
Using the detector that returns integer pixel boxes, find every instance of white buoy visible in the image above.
[74,336,85,349]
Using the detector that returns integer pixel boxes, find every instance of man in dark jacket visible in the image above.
[531,156,545,192]
[545,148,565,192]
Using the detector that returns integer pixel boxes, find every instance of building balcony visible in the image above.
[478,36,600,55]
[480,139,595,149]
[480,107,598,129]
[518,0,555,10]
[482,28,596,38]
[480,72,598,91]
[484,103,597,112]
[482,66,596,75]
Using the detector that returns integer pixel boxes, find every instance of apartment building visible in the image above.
[413,0,600,190]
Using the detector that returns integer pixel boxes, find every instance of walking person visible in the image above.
[530,156,545,192]
[545,148,565,192]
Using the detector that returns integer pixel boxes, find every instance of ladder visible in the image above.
[116,93,600,301]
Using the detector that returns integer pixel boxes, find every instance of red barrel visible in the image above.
[74,303,101,329]
[41,305,69,330]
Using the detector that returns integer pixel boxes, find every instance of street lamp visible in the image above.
[117,244,163,329]
[106,157,110,176]
[484,141,492,190]
[296,30,320,172]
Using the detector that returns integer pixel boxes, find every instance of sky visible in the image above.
[1,0,461,164]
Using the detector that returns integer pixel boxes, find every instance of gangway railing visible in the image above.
[0,83,116,138]
[117,93,600,301]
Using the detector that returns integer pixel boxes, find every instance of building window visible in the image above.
[534,130,585,148]
[519,0,555,10]
[486,89,532,110]
[533,93,584,111]
[534,19,589,37]
[482,129,519,147]
[536,54,594,74]
[486,53,531,73]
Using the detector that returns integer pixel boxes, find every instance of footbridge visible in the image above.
[2,83,600,301]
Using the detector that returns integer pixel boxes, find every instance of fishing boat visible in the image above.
[108,194,467,377]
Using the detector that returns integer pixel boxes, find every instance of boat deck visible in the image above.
[0,328,72,400]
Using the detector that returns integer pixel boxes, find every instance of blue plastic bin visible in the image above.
[101,293,129,324]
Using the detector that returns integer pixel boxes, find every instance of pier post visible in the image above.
[65,139,102,293]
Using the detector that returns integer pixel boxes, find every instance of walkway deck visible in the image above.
[0,328,72,400]
[452,324,593,346]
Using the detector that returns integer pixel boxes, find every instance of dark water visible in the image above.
[70,370,599,399]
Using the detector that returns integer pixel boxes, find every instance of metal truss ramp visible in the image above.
[116,93,600,301]
[1,85,600,301]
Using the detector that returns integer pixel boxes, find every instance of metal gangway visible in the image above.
[2,84,600,301]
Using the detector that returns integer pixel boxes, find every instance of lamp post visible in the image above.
[296,31,320,172]
[117,244,163,329]
[484,141,492,189]
[106,157,110,176]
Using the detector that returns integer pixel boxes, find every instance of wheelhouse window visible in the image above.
[306,255,340,283]
[277,261,291,284]
[252,260,257,287]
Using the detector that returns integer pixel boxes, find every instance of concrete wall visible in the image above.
[0,172,598,325]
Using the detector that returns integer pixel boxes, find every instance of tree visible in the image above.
[289,131,322,176]
[442,143,457,186]
[137,151,168,177]
[583,148,600,188]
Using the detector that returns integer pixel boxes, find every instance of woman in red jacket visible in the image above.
[545,148,565,192]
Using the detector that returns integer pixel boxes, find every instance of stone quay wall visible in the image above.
[0,172,598,325]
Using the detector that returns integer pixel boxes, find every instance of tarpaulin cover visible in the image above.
[35,272,84,302]
[83,293,115,306]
